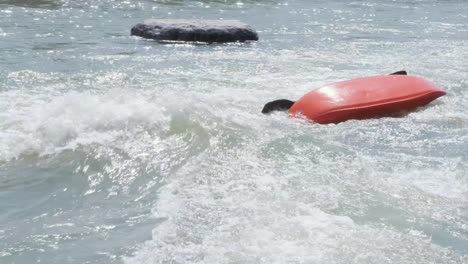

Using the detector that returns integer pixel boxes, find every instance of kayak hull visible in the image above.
[288,75,446,124]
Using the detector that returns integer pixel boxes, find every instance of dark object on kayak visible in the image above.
[131,19,259,43]
[390,70,407,75]
[262,99,295,114]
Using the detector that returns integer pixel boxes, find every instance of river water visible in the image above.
[1,0,467,263]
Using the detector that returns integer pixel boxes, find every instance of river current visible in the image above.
[1,0,467,263]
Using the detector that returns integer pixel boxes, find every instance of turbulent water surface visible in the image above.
[1,0,467,263]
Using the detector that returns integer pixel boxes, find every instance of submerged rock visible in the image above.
[131,19,259,43]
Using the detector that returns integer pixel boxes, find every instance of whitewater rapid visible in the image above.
[1,0,467,263]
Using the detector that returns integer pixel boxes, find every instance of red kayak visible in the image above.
[288,75,446,124]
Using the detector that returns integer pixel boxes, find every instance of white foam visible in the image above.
[0,90,169,160]
[124,110,467,263]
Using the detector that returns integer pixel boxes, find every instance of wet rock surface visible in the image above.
[131,19,258,43]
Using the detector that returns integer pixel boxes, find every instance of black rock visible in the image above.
[131,19,258,43]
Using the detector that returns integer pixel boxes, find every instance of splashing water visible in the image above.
[1,0,467,263]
